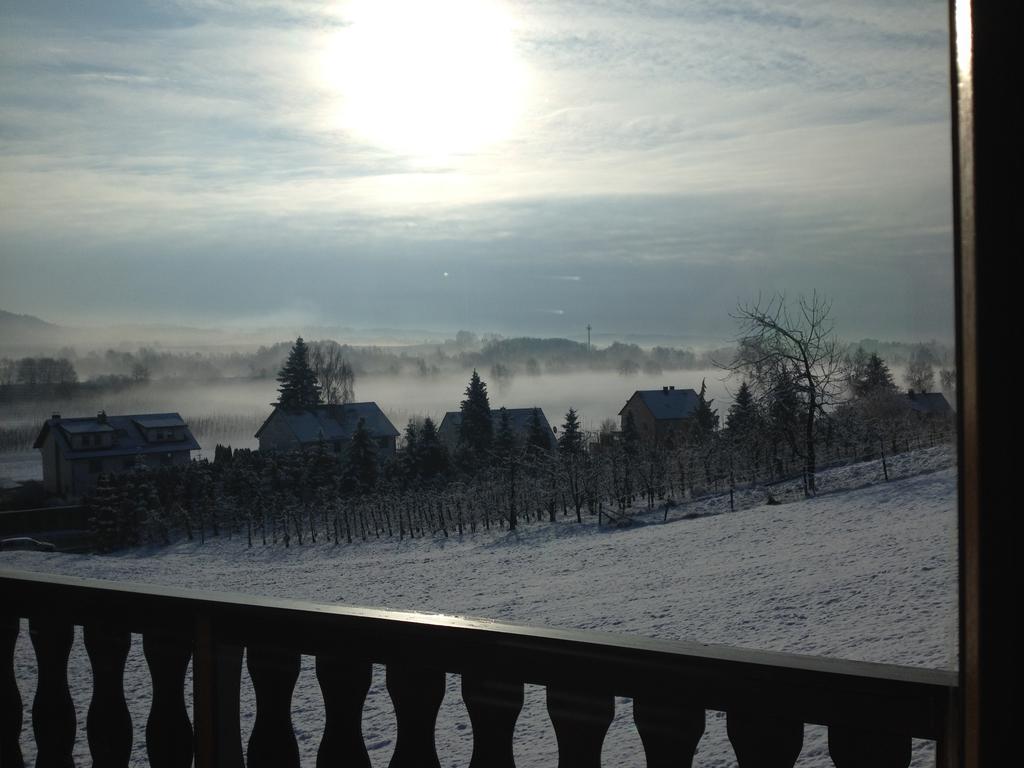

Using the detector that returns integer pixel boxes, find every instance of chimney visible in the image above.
[97,410,107,424]
[663,386,669,394]
[669,385,675,390]
[51,412,61,421]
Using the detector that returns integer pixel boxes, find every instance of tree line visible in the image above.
[86,300,954,552]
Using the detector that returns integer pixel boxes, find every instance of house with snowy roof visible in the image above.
[436,407,557,451]
[905,391,954,418]
[255,403,400,460]
[618,386,700,443]
[33,411,200,498]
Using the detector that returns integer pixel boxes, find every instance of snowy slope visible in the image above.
[4,463,958,767]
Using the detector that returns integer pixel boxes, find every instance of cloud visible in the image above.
[0,1,954,341]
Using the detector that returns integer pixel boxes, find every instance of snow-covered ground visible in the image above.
[3,455,958,767]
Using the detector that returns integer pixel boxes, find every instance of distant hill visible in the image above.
[0,310,65,354]
[0,309,59,333]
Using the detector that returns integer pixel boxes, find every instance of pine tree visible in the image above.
[864,353,896,394]
[457,370,492,469]
[88,473,122,552]
[495,407,517,459]
[558,408,588,522]
[695,378,719,437]
[558,408,584,456]
[726,381,758,434]
[418,417,449,479]
[848,349,897,398]
[343,418,378,494]
[768,365,802,468]
[276,337,322,408]
[401,419,421,478]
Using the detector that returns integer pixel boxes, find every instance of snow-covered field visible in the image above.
[3,457,958,767]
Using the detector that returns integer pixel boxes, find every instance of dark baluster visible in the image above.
[1,616,25,768]
[193,621,244,768]
[546,687,614,768]
[29,617,76,768]
[246,645,301,768]
[84,624,132,768]
[213,643,245,768]
[461,675,524,768]
[142,630,193,768]
[315,655,372,768]
[633,695,705,768]
[828,725,911,768]
[386,665,445,768]
[727,711,803,768]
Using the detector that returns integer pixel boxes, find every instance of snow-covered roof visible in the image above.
[619,388,700,420]
[256,403,400,444]
[133,414,187,429]
[906,392,953,416]
[33,413,200,459]
[58,421,115,435]
[436,407,556,448]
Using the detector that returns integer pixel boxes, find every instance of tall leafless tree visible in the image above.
[311,343,355,405]
[727,292,847,494]
[904,344,937,393]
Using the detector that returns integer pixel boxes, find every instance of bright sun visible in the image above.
[321,0,529,160]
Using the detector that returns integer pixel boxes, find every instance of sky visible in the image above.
[0,0,955,345]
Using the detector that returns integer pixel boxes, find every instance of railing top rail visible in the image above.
[1,568,958,738]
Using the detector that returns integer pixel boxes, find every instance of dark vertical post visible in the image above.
[143,630,194,768]
[315,655,372,768]
[633,695,705,768]
[461,675,524,768]
[0,616,25,768]
[828,726,911,768]
[386,665,445,768]
[29,617,76,768]
[726,711,803,768]
[246,645,301,768]
[84,623,132,767]
[546,687,614,768]
[193,616,244,768]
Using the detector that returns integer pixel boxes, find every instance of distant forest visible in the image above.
[0,332,954,398]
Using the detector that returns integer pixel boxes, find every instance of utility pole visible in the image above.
[586,324,592,352]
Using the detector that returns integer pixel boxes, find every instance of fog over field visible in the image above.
[1,368,730,457]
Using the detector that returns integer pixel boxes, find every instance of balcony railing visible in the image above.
[0,569,958,767]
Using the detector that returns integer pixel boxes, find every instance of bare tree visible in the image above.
[904,344,936,393]
[311,343,355,404]
[728,292,847,494]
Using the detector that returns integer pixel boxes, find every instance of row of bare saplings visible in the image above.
[88,412,955,551]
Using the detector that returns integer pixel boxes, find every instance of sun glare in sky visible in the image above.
[321,0,529,161]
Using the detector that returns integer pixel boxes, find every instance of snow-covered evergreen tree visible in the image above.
[725,381,758,434]
[457,369,492,470]
[848,349,897,398]
[558,408,584,456]
[495,407,517,459]
[695,378,719,437]
[417,417,449,480]
[88,473,122,552]
[343,418,378,493]
[276,337,322,408]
